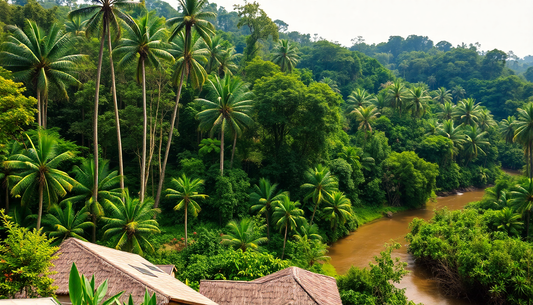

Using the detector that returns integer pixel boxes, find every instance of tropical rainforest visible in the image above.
[1,0,533,304]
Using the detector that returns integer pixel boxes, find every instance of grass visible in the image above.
[353,205,410,226]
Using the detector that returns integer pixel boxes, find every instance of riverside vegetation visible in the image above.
[1,0,533,304]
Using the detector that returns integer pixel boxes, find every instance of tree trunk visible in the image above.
[107,25,125,193]
[220,129,225,176]
[265,209,270,241]
[93,22,107,208]
[230,132,237,169]
[282,224,287,259]
[184,204,188,248]
[92,214,97,243]
[140,58,147,202]
[36,183,43,230]
[154,69,186,209]
[43,98,48,129]
[37,89,41,127]
[530,142,532,179]
[310,200,319,226]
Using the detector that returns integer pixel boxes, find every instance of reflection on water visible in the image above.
[328,190,486,305]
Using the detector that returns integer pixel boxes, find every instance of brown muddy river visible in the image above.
[329,190,486,305]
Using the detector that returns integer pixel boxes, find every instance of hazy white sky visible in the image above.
[164,0,533,58]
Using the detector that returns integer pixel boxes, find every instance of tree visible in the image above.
[165,174,207,248]
[301,165,338,225]
[452,85,466,102]
[203,35,224,74]
[114,12,172,202]
[462,125,490,165]
[216,46,241,77]
[0,20,82,128]
[433,87,452,104]
[437,101,455,121]
[42,202,93,246]
[272,196,304,259]
[454,98,481,127]
[323,191,354,230]
[271,39,300,73]
[65,15,87,37]
[406,86,430,118]
[154,0,215,209]
[221,218,267,251]
[102,192,160,255]
[387,80,406,116]
[499,116,515,144]
[347,88,373,108]
[196,75,254,176]
[514,103,533,179]
[351,106,379,150]
[0,77,37,144]
[437,119,465,157]
[5,131,76,229]
[0,210,58,298]
[493,207,523,237]
[477,108,496,131]
[250,178,287,241]
[511,179,533,240]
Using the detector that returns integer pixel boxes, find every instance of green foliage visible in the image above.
[221,218,267,251]
[0,210,58,299]
[0,77,37,143]
[68,262,124,305]
[42,202,93,245]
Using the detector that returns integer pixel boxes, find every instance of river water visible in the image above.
[328,190,486,304]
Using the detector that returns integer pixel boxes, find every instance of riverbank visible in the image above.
[353,205,411,226]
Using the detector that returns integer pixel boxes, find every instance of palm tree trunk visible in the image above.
[43,98,48,129]
[529,142,532,179]
[93,22,107,207]
[310,200,318,226]
[230,132,237,169]
[107,26,125,194]
[220,129,225,176]
[92,214,97,243]
[265,210,270,241]
[282,223,287,259]
[37,89,41,127]
[140,58,147,202]
[36,183,43,230]
[184,205,188,248]
[154,69,186,209]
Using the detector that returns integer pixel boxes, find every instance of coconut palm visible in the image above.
[165,174,207,248]
[216,47,241,77]
[250,178,287,241]
[387,80,407,117]
[462,125,490,165]
[272,196,304,259]
[42,202,93,246]
[437,119,465,157]
[69,0,140,200]
[294,220,322,241]
[114,13,173,202]
[511,179,533,239]
[437,101,455,121]
[320,77,340,94]
[203,35,224,74]
[62,159,121,242]
[66,15,88,37]
[452,85,466,102]
[433,87,452,104]
[102,192,160,255]
[351,106,380,151]
[301,165,338,225]
[499,116,516,144]
[221,218,267,251]
[478,108,496,131]
[406,86,430,118]
[493,207,523,237]
[0,20,82,128]
[454,98,481,127]
[271,39,300,73]
[514,103,533,179]
[347,88,373,108]
[196,75,254,175]
[371,92,387,112]
[5,132,76,229]
[323,192,354,230]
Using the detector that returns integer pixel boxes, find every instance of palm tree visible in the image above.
[301,165,338,225]
[351,106,379,151]
[155,0,216,208]
[114,13,173,202]
[493,207,523,237]
[499,116,516,144]
[165,174,207,248]
[102,192,160,255]
[66,15,88,37]
[477,108,496,131]
[347,88,373,108]
[438,119,465,157]
[221,218,267,251]
[511,179,533,239]
[323,192,354,230]
[454,98,481,127]
[42,202,93,246]
[203,35,224,74]
[387,80,406,117]
[320,77,340,94]
[437,101,455,121]
[196,75,254,175]
[0,20,82,128]
[216,47,241,77]
[250,178,287,241]
[294,220,322,241]
[452,85,466,102]
[5,132,76,229]
[433,87,452,104]
[69,0,140,201]
[272,196,304,259]
[406,86,430,118]
[62,159,121,242]
[371,92,387,112]
[514,103,533,179]
[463,125,490,165]
[271,39,300,73]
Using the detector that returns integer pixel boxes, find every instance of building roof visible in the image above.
[0,298,60,305]
[199,266,342,305]
[156,265,177,276]
[49,238,217,305]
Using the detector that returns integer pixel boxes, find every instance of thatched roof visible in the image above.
[156,265,177,276]
[199,266,342,305]
[0,298,60,305]
[50,238,217,305]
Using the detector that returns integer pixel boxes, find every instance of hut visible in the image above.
[49,238,217,305]
[199,266,342,305]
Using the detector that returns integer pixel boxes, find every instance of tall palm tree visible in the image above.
[477,108,496,131]
[250,178,287,241]
[320,77,340,94]
[0,20,82,128]
[437,101,455,121]
[499,116,516,144]
[165,174,207,248]
[216,47,241,77]
[463,125,490,165]
[511,179,533,240]
[323,192,354,231]
[66,15,88,37]
[370,92,387,112]
[102,192,160,255]
[514,103,533,179]
[493,207,523,237]
[154,0,216,209]
[301,165,338,225]
[114,13,173,202]
[203,35,224,74]
[62,159,121,242]
[347,88,373,108]
[196,75,254,175]
[272,196,304,259]
[438,119,465,157]
[5,132,76,229]
[351,106,380,151]
[69,0,140,201]
[221,218,267,251]
[406,86,430,118]
[42,202,93,246]
[433,87,452,104]
[454,98,481,127]
[271,39,300,73]
[452,85,466,102]
[387,80,406,117]
[293,220,322,241]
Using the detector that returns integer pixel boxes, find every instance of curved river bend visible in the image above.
[329,190,486,305]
